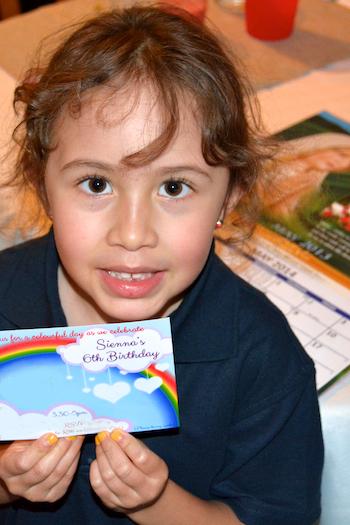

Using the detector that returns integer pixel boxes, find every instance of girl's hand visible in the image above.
[90,429,169,513]
[0,434,84,503]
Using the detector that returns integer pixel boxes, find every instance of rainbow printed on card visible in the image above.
[0,337,74,363]
[0,319,179,441]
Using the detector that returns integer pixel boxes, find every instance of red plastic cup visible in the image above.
[161,0,207,23]
[245,0,299,41]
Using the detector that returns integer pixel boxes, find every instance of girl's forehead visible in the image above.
[55,84,199,146]
[87,85,158,120]
[64,83,195,127]
[49,84,207,169]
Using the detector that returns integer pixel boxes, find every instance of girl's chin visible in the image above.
[95,293,183,323]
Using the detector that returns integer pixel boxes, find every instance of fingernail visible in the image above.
[45,433,58,446]
[95,431,108,446]
[111,429,124,442]
[65,435,77,441]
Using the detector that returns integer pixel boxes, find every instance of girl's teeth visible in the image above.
[132,273,152,280]
[108,271,152,281]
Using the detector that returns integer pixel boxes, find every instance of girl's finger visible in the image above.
[96,430,168,500]
[95,433,140,493]
[38,436,84,491]
[25,443,83,502]
[109,429,165,477]
[90,457,126,510]
[2,434,60,477]
[15,436,84,487]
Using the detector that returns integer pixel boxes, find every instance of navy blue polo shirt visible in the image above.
[0,232,323,525]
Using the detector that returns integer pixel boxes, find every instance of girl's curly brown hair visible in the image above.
[11,4,273,240]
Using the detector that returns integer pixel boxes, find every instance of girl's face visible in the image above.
[45,87,230,324]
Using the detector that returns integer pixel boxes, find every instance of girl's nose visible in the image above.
[106,197,158,251]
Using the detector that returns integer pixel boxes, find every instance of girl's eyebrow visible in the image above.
[61,159,211,178]
[61,159,115,173]
[159,166,210,179]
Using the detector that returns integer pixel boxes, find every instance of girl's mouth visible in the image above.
[100,269,164,299]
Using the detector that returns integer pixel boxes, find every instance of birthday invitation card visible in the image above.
[0,318,179,440]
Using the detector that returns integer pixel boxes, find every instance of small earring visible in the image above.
[215,220,223,229]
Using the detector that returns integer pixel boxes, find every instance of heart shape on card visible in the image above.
[93,382,131,404]
[134,377,163,394]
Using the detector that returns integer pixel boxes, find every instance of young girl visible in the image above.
[0,6,323,525]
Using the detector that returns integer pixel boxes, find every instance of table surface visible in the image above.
[208,0,350,88]
[0,0,349,87]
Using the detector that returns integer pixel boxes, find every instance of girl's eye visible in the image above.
[159,180,191,199]
[80,177,112,195]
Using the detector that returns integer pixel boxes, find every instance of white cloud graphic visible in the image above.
[57,329,173,373]
[0,401,130,440]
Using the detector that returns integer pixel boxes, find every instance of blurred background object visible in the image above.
[245,0,299,40]
[0,0,67,19]
[161,0,208,22]
[0,0,21,18]
[20,1,56,13]
[215,0,244,14]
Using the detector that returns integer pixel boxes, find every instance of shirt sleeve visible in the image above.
[211,290,324,525]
